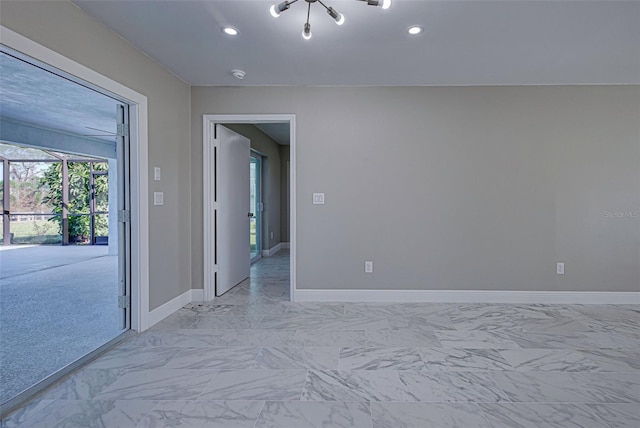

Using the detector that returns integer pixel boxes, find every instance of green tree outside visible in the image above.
[40,162,109,242]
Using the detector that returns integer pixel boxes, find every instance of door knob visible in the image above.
[248,212,255,218]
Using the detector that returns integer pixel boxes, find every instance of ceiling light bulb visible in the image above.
[327,7,345,26]
[408,25,422,35]
[382,0,391,9]
[302,23,312,40]
[222,26,238,36]
[271,1,291,17]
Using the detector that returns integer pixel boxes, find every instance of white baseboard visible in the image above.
[262,243,282,258]
[294,289,640,305]
[146,287,638,331]
[147,289,195,329]
[281,242,290,249]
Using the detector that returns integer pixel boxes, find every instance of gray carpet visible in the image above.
[0,245,125,404]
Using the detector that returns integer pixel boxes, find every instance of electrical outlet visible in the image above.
[557,262,565,275]
[154,192,164,206]
[365,261,373,273]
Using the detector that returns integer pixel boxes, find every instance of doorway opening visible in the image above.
[0,30,148,416]
[203,116,295,302]
[250,152,262,263]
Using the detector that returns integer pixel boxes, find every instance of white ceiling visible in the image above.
[0,51,118,142]
[255,123,290,145]
[73,0,640,86]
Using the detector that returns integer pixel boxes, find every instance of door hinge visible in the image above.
[118,295,131,309]
[117,123,129,137]
[118,210,130,223]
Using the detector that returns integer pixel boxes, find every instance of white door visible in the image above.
[216,125,251,296]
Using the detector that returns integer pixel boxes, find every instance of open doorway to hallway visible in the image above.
[250,152,262,263]
[209,249,291,305]
[223,123,290,301]
[0,49,132,413]
[203,116,294,303]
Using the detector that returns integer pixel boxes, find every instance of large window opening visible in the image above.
[1,143,111,246]
[0,49,131,412]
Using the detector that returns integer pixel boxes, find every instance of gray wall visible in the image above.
[280,145,290,243]
[4,1,638,297]
[1,1,193,310]
[192,86,640,292]
[222,124,282,253]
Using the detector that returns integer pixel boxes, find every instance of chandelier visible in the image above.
[270,0,391,39]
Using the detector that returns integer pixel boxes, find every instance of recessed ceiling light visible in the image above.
[408,25,423,35]
[222,26,239,36]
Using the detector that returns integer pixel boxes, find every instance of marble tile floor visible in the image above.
[3,250,640,427]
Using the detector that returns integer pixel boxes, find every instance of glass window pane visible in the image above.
[9,162,56,214]
[0,142,58,160]
[9,214,61,245]
[94,173,109,212]
[94,213,109,243]
[68,162,91,214]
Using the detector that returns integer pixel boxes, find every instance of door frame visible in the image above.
[203,114,296,302]
[0,25,149,331]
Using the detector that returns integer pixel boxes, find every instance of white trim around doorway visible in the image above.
[1,25,150,332]
[203,114,296,302]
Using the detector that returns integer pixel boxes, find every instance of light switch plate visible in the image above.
[557,262,565,275]
[154,192,164,206]
[154,167,161,181]
[313,193,325,205]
